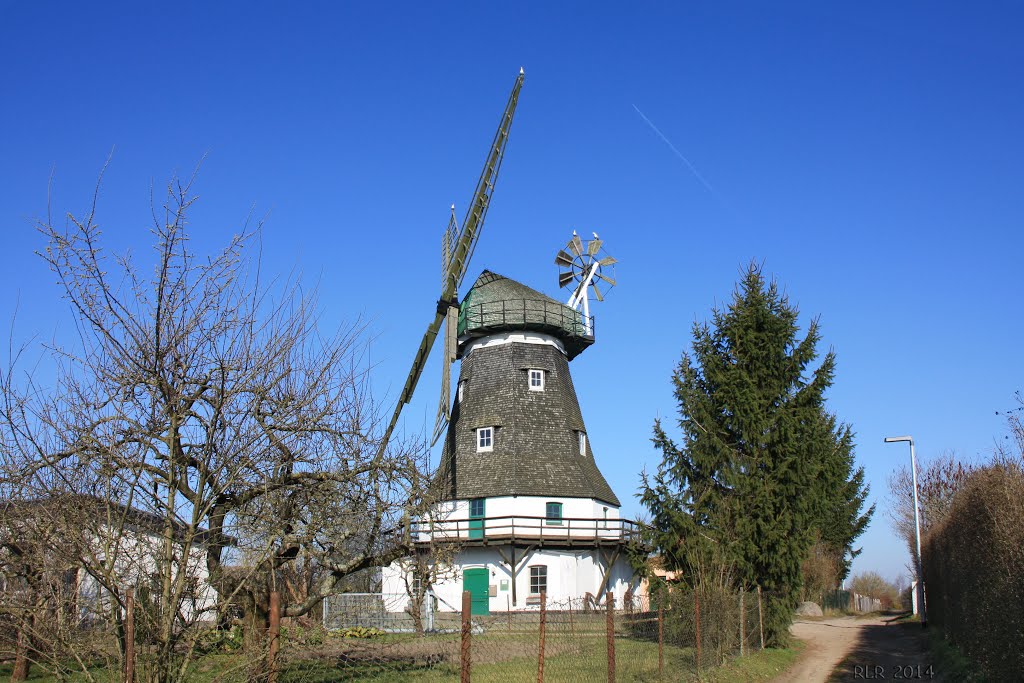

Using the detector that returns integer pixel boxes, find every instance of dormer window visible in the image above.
[477,427,494,452]
[578,431,587,455]
[528,369,544,391]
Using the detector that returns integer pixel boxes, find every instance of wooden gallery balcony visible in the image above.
[410,515,643,549]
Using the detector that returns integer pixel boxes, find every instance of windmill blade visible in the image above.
[441,205,459,285]
[598,256,618,266]
[592,281,605,302]
[432,304,459,446]
[597,272,617,287]
[449,70,526,292]
[377,69,525,458]
[380,310,445,450]
[558,271,575,288]
[587,238,602,255]
[569,234,584,257]
[555,250,574,267]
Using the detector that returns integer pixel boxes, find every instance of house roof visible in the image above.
[457,271,594,360]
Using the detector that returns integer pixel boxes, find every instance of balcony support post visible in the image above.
[594,546,621,603]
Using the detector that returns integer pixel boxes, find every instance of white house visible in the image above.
[383,271,643,615]
[1,496,218,625]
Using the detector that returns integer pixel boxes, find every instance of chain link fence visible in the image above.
[1,586,772,681]
[277,587,768,681]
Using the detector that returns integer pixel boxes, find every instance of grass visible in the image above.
[0,631,802,682]
[699,641,803,683]
[924,627,988,683]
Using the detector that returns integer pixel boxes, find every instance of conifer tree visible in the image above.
[812,412,873,582]
[641,263,871,646]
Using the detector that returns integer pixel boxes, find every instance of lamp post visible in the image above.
[884,435,927,627]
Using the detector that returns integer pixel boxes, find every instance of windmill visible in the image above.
[556,230,617,335]
[378,68,525,455]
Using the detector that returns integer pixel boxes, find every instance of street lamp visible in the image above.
[884,435,927,627]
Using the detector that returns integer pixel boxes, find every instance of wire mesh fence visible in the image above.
[323,592,434,632]
[1,587,774,681]
[292,587,767,681]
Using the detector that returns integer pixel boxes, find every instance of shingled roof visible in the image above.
[457,271,594,360]
[432,306,620,507]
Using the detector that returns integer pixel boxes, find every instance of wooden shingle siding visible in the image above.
[432,340,620,506]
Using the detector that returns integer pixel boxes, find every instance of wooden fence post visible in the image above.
[757,586,765,650]
[125,588,136,683]
[537,591,547,683]
[268,591,281,683]
[658,605,664,678]
[461,590,472,683]
[694,591,702,672]
[606,595,616,683]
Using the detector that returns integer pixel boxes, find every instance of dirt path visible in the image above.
[771,614,934,683]
[827,617,934,682]
[770,616,872,683]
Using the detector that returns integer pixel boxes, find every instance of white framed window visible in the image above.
[458,380,466,403]
[476,427,494,452]
[578,431,587,455]
[528,369,544,391]
[529,565,547,595]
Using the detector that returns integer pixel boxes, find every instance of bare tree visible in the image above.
[0,168,431,682]
[887,451,973,562]
[394,541,461,635]
[849,570,899,607]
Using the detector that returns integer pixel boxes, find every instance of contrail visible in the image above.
[632,104,717,195]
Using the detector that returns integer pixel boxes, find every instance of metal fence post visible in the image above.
[739,587,746,656]
[268,591,281,683]
[461,590,472,683]
[757,586,765,650]
[606,595,616,683]
[658,605,664,677]
[537,591,546,683]
[125,588,136,683]
[695,591,702,672]
[569,596,576,636]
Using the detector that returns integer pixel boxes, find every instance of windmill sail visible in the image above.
[378,69,525,457]
[433,207,460,445]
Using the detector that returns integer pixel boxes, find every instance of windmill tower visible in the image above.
[383,231,641,616]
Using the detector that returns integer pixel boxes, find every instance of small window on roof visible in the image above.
[578,431,587,456]
[458,380,466,403]
[528,369,544,391]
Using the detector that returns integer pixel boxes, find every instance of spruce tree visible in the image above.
[811,412,873,582]
[641,263,870,646]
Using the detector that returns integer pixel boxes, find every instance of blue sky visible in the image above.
[2,2,1022,585]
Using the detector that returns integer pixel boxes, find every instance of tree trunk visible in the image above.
[11,613,34,682]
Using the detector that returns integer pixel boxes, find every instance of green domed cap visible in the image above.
[457,271,594,360]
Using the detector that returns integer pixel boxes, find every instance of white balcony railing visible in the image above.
[411,515,642,544]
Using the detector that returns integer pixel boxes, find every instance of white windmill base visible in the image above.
[382,495,645,615]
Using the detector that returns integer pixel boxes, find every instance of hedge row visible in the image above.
[922,461,1024,681]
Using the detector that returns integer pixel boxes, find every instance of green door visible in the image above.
[468,498,485,540]
[463,568,490,615]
